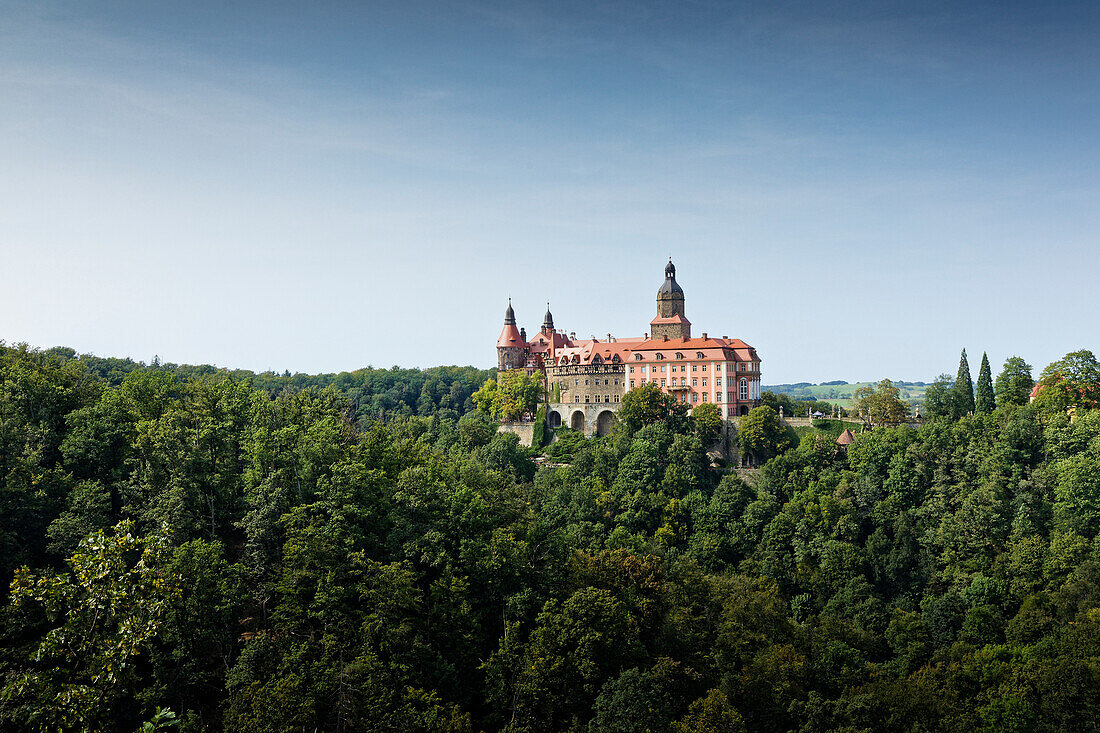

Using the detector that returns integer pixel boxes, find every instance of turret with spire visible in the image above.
[496,298,525,371]
[541,303,554,335]
[650,259,691,340]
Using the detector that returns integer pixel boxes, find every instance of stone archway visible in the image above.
[571,411,585,432]
[596,410,616,437]
[739,405,750,416]
[548,410,562,428]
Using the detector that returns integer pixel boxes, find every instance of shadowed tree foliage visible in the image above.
[4,340,1100,732]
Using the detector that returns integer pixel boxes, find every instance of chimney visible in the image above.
[723,335,728,340]
[702,332,707,340]
[663,335,669,341]
[570,331,576,340]
[607,333,611,341]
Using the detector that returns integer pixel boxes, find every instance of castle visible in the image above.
[496,260,762,437]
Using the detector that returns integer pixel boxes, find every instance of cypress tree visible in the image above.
[954,348,975,417]
[975,352,994,413]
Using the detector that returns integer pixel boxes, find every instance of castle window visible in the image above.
[696,352,705,359]
[692,393,698,403]
[634,354,643,361]
[605,395,610,402]
[661,365,666,372]
[630,380,635,388]
[595,395,600,403]
[629,366,634,373]
[661,379,666,387]
[740,378,748,400]
[614,395,620,402]
[702,378,707,387]
[717,392,723,402]
[692,363,697,371]
[675,352,683,359]
[585,379,589,385]
[655,353,664,360]
[702,364,707,371]
[702,393,708,402]
[585,396,590,403]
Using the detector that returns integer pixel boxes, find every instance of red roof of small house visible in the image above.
[837,429,856,446]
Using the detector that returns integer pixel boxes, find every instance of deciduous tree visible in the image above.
[995,356,1034,407]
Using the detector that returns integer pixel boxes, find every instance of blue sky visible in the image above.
[2,1,1097,383]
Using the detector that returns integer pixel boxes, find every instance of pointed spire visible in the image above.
[504,298,516,325]
[542,301,554,332]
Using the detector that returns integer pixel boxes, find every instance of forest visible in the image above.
[3,341,1100,732]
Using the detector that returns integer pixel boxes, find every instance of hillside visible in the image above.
[764,379,929,407]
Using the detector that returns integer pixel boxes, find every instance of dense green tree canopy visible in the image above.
[737,405,792,463]
[3,341,1100,732]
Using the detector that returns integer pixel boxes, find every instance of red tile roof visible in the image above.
[497,324,524,348]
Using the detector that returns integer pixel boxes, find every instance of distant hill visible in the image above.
[764,379,929,407]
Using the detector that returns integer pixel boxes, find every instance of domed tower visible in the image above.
[496,299,525,371]
[541,303,554,336]
[650,259,691,340]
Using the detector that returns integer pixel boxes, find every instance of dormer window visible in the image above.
[696,352,705,359]
[675,352,684,359]
[656,353,664,360]
[634,354,643,361]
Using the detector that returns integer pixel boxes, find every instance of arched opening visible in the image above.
[571,411,586,432]
[739,405,750,416]
[548,410,562,428]
[596,410,616,437]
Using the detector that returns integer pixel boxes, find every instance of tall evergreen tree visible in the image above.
[954,349,975,417]
[975,352,994,413]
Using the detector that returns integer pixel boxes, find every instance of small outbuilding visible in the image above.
[837,429,856,449]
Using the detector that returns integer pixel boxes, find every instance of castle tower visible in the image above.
[496,299,525,371]
[650,259,691,340]
[541,303,554,336]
